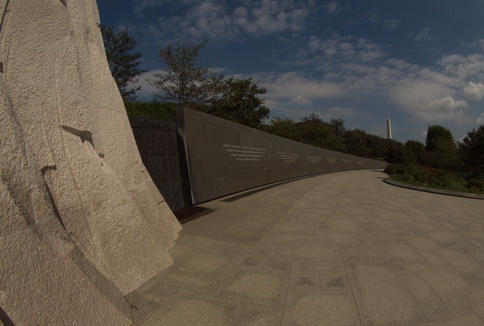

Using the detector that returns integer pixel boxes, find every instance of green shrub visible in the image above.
[386,163,484,194]
[466,178,484,191]
[125,101,178,121]
[384,164,404,176]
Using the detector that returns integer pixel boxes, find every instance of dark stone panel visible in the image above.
[177,108,388,204]
[129,116,191,211]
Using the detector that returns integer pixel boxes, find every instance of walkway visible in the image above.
[127,169,484,326]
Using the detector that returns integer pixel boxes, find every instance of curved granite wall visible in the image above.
[178,108,388,204]
[0,1,181,325]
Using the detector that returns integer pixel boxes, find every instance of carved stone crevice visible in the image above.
[41,165,67,230]
[0,307,15,326]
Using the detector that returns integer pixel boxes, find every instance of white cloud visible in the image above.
[263,72,346,103]
[367,13,379,23]
[327,1,338,14]
[135,0,200,12]
[234,0,312,36]
[307,34,385,64]
[383,56,484,124]
[151,0,312,42]
[429,96,468,112]
[290,95,313,106]
[411,27,432,42]
[294,34,472,125]
[438,54,484,80]
[479,40,484,51]
[477,113,484,124]
[178,2,234,40]
[405,96,467,122]
[418,68,461,88]
[389,77,469,122]
[297,35,484,125]
[233,7,249,29]
[283,31,484,128]
[383,19,400,31]
[366,14,400,31]
[463,82,484,100]
[127,70,163,98]
[134,0,161,12]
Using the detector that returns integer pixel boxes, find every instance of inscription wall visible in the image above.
[178,108,388,204]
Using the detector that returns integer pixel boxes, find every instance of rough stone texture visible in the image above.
[178,107,388,204]
[0,1,181,325]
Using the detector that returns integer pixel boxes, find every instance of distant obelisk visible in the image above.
[386,117,392,140]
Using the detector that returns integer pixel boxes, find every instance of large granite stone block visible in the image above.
[0,1,181,325]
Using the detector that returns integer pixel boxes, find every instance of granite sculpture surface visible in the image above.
[0,1,181,325]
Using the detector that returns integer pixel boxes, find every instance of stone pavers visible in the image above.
[127,170,484,326]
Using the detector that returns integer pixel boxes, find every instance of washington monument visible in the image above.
[387,117,392,139]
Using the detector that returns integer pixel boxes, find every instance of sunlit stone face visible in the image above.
[0,1,180,324]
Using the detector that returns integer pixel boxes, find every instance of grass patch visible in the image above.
[385,164,484,195]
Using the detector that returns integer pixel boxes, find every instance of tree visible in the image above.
[404,140,426,165]
[426,125,454,152]
[150,40,222,107]
[320,133,347,153]
[425,125,457,169]
[459,125,484,173]
[101,25,146,101]
[263,117,299,140]
[297,114,333,146]
[203,77,270,128]
[383,139,405,163]
[330,118,346,136]
[151,41,270,128]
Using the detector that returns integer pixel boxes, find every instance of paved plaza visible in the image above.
[127,169,484,326]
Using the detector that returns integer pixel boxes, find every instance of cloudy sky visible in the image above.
[97,0,484,142]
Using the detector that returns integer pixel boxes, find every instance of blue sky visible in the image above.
[97,0,484,142]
